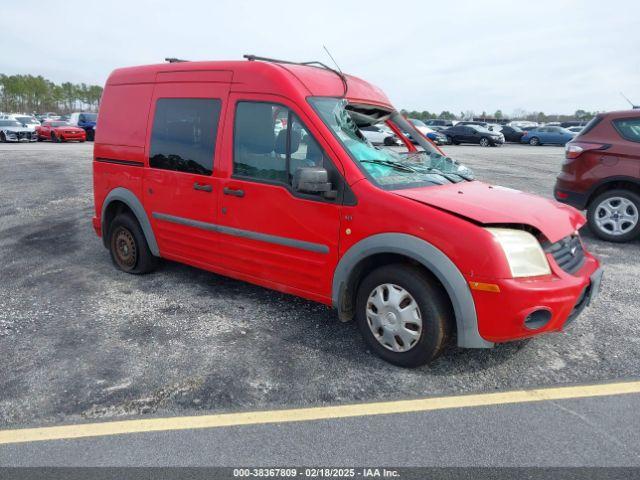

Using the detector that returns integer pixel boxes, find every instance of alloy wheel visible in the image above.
[594,196,639,236]
[366,283,422,353]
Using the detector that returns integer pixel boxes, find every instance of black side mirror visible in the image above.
[293,167,336,199]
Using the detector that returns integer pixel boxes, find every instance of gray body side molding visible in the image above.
[332,233,493,349]
[101,187,160,256]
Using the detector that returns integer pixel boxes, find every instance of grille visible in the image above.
[545,234,585,274]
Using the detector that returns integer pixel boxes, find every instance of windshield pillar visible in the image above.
[384,119,417,152]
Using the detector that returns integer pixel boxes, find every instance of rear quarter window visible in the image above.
[576,115,603,137]
[612,117,640,143]
[150,98,222,176]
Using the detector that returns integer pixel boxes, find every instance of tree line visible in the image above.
[401,108,598,122]
[0,74,103,114]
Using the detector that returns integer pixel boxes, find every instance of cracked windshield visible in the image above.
[309,97,474,189]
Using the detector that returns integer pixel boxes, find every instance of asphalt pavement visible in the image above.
[0,142,639,468]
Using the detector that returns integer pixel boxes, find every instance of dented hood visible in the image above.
[394,181,585,243]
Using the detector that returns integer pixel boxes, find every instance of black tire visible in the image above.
[383,136,396,146]
[0,132,5,143]
[446,135,453,144]
[51,132,59,143]
[587,189,640,242]
[529,136,540,146]
[355,264,453,367]
[108,213,158,274]
[479,137,490,147]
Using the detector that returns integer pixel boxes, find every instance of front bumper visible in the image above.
[4,134,37,142]
[59,133,86,141]
[469,252,601,343]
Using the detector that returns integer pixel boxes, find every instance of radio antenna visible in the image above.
[620,92,639,109]
[323,45,348,96]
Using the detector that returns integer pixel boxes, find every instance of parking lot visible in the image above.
[1,141,639,430]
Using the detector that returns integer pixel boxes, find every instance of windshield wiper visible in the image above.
[360,159,418,173]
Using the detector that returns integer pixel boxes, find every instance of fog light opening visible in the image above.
[524,309,552,330]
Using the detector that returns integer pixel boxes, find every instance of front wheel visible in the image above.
[529,136,540,146]
[587,189,640,242]
[0,132,5,143]
[51,132,59,143]
[108,213,158,274]
[479,137,490,147]
[355,264,453,367]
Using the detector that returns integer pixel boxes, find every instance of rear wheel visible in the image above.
[587,189,640,242]
[355,264,453,367]
[108,213,158,274]
[529,136,540,146]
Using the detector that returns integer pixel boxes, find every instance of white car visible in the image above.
[360,124,400,146]
[4,114,40,129]
[566,126,584,134]
[0,119,38,142]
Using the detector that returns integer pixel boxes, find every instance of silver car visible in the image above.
[0,119,38,142]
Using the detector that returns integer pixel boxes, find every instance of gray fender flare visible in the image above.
[332,233,493,349]
[101,187,160,256]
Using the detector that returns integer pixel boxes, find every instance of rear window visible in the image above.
[149,98,222,176]
[79,113,97,123]
[612,117,640,143]
[577,115,603,137]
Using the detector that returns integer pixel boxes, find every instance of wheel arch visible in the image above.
[101,187,159,256]
[332,233,493,349]
[586,177,640,208]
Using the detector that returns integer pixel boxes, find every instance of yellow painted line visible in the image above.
[1,380,640,446]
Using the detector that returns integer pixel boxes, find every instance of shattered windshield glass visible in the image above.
[308,97,474,190]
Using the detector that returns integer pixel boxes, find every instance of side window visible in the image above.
[613,118,640,143]
[234,101,326,186]
[289,114,324,175]
[149,98,222,176]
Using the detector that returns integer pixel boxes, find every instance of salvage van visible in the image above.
[93,56,602,367]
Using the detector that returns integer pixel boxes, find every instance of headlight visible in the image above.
[486,227,551,278]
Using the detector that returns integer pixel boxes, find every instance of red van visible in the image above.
[93,56,602,367]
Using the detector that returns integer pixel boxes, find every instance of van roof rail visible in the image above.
[243,54,347,97]
[165,57,189,63]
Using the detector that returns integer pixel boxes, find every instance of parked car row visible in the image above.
[0,111,97,142]
[361,117,583,148]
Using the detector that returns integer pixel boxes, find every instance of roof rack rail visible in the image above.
[165,57,189,63]
[243,54,347,96]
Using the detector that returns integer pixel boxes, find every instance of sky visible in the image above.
[2,0,639,116]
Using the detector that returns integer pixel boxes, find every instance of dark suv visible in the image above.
[555,110,640,242]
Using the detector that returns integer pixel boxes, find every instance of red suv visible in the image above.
[93,56,602,367]
[555,110,640,242]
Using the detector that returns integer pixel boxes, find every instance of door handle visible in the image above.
[223,187,245,198]
[193,182,212,192]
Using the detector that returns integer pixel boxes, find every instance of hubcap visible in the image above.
[112,227,137,269]
[366,284,422,353]
[595,196,639,236]
[480,138,488,146]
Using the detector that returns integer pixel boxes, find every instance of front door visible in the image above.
[215,94,344,302]
[143,81,229,266]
